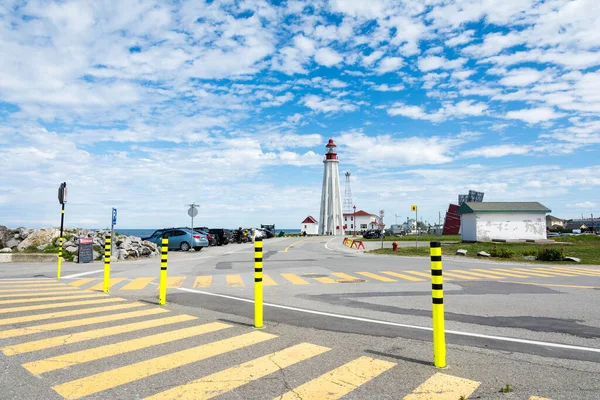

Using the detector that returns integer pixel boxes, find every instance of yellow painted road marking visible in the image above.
[331,272,363,281]
[356,272,397,282]
[0,290,86,298]
[448,270,505,279]
[0,293,105,305]
[145,342,330,400]
[442,272,480,280]
[403,372,480,400]
[69,278,96,287]
[512,268,571,277]
[405,271,453,281]
[529,396,552,400]
[121,277,155,290]
[498,268,554,277]
[277,356,396,400]
[0,280,57,284]
[532,268,584,277]
[88,278,127,291]
[166,276,186,288]
[284,239,306,252]
[193,276,212,288]
[507,281,600,289]
[24,322,232,375]
[0,284,67,290]
[52,331,277,400]
[0,296,125,314]
[0,286,78,294]
[262,274,278,286]
[0,298,126,315]
[281,273,310,285]
[226,275,245,287]
[2,314,194,356]
[0,307,167,339]
[314,277,338,284]
[380,271,424,281]
[0,302,143,326]
[471,269,527,278]
[546,267,600,276]
[560,267,600,273]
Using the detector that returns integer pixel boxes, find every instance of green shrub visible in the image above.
[536,248,564,261]
[489,245,515,258]
[522,249,537,256]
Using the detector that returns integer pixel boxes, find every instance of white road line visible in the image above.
[60,270,104,279]
[175,286,600,355]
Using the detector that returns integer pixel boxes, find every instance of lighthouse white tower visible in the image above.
[319,139,345,235]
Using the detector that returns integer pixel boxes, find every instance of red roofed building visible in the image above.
[342,210,382,234]
[300,216,319,235]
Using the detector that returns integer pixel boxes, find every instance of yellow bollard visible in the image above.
[430,241,446,368]
[159,238,168,306]
[103,236,111,293]
[254,237,263,328]
[57,237,63,279]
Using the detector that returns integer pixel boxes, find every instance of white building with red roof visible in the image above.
[300,216,319,235]
[342,210,382,234]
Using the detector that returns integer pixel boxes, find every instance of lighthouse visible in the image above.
[319,139,345,235]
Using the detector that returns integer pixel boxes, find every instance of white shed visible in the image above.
[457,202,551,242]
[301,216,319,235]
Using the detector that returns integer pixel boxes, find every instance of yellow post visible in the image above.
[254,237,263,328]
[159,237,168,306]
[103,236,111,293]
[57,237,63,279]
[430,241,446,368]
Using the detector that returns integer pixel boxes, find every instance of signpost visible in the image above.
[379,209,385,249]
[411,205,418,248]
[57,182,67,279]
[187,203,199,233]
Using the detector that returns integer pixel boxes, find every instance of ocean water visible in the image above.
[114,228,301,238]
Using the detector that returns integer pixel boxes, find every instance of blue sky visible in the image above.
[0,0,598,229]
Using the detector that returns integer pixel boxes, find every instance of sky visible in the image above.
[0,0,599,230]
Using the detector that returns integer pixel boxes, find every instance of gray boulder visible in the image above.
[17,227,31,239]
[37,244,48,251]
[563,257,581,263]
[65,246,78,253]
[17,228,60,251]
[6,238,20,248]
[0,226,10,248]
[93,250,100,260]
[73,256,78,263]
[0,247,12,253]
[455,249,468,256]
[523,255,537,261]
[477,251,491,257]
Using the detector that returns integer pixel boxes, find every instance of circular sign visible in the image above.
[188,206,198,218]
[379,209,385,217]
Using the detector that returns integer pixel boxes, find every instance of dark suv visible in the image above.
[208,228,232,245]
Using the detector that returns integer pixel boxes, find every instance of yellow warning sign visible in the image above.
[411,205,417,212]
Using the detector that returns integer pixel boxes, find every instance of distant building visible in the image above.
[300,216,318,235]
[457,202,551,242]
[546,215,565,229]
[343,210,381,233]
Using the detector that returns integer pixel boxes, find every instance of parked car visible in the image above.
[363,229,384,239]
[208,228,232,245]
[142,228,209,251]
[193,228,217,246]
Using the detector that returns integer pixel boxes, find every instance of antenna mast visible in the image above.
[343,172,353,214]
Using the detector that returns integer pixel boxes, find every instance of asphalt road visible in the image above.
[0,236,599,399]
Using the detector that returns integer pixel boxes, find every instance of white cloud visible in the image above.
[461,145,532,158]
[418,56,466,72]
[314,47,344,67]
[388,100,488,122]
[567,201,597,209]
[445,30,475,47]
[506,107,566,124]
[361,50,385,66]
[498,68,546,87]
[301,95,358,113]
[374,57,404,74]
[373,84,404,92]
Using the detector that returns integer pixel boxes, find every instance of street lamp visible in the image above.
[353,205,356,237]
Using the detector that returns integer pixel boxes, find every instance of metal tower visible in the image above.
[343,172,353,214]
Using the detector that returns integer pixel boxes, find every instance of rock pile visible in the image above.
[0,226,159,261]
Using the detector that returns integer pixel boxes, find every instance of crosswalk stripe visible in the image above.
[529,396,551,400]
[52,331,277,400]
[405,271,453,281]
[24,322,232,375]
[380,271,424,281]
[0,298,126,315]
[516,268,575,277]
[2,314,195,356]
[547,267,600,276]
[166,276,186,288]
[0,293,105,305]
[144,342,330,400]
[403,372,480,400]
[0,290,85,298]
[281,273,310,285]
[121,277,155,290]
[331,272,363,281]
[0,286,78,294]
[448,270,505,279]
[356,272,397,282]
[314,277,338,283]
[0,307,168,339]
[193,276,213,288]
[277,356,396,400]
[497,269,551,277]
[262,274,278,286]
[471,269,527,278]
[0,284,67,289]
[561,267,600,273]
[88,278,127,291]
[0,302,143,326]
[442,272,480,280]
[226,275,245,287]
[69,278,97,287]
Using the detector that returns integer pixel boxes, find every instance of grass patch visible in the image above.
[368,235,600,265]
[360,234,461,242]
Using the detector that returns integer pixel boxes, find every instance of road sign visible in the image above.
[188,206,198,218]
[112,208,117,226]
[58,182,67,204]
[411,205,417,212]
